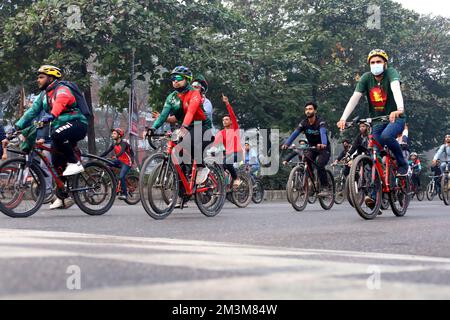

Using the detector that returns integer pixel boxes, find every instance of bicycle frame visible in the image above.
[367,134,396,193]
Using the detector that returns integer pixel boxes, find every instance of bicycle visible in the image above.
[330,161,349,205]
[139,129,226,219]
[409,173,424,201]
[426,175,442,201]
[0,128,117,218]
[345,116,411,220]
[285,144,335,212]
[440,160,450,206]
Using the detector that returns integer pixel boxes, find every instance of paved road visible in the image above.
[0,199,449,299]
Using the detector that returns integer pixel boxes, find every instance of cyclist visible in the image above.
[100,128,134,200]
[213,94,243,188]
[336,49,408,175]
[146,66,212,184]
[191,74,216,133]
[282,139,307,166]
[15,65,87,175]
[432,134,450,173]
[243,142,260,175]
[408,152,422,190]
[282,102,331,195]
[332,139,352,175]
[15,65,88,209]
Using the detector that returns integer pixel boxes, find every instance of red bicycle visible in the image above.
[346,116,411,219]
[139,129,226,220]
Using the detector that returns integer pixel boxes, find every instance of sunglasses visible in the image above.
[171,75,185,82]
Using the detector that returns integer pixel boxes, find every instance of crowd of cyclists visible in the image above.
[0,48,448,220]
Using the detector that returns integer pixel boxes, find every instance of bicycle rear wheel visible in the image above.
[0,158,45,218]
[72,161,117,216]
[388,168,410,217]
[349,155,382,220]
[252,179,265,204]
[416,189,425,201]
[287,165,308,212]
[195,162,226,217]
[231,172,253,208]
[124,174,140,205]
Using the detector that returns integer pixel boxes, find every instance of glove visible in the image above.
[40,114,55,123]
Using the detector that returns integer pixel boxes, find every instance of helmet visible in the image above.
[170,66,193,82]
[367,49,389,64]
[112,128,125,138]
[38,65,62,78]
[192,74,208,93]
[410,152,418,158]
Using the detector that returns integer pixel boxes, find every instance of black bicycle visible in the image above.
[286,145,335,212]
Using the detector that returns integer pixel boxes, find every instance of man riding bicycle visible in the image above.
[15,65,88,209]
[282,102,331,196]
[243,142,260,176]
[332,139,352,176]
[432,134,450,173]
[336,49,408,208]
[100,128,134,201]
[213,94,243,188]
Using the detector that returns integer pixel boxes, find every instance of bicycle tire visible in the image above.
[287,165,308,212]
[318,170,335,210]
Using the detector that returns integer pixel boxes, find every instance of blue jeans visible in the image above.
[112,160,131,196]
[372,118,407,168]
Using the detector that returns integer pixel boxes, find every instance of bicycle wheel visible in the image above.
[344,177,354,207]
[195,162,226,217]
[441,173,450,206]
[388,168,410,217]
[426,182,435,201]
[124,174,140,205]
[416,189,425,201]
[349,155,382,220]
[252,179,265,204]
[0,158,45,218]
[334,175,345,205]
[72,161,117,216]
[231,172,253,208]
[287,165,309,212]
[139,153,168,215]
[318,170,335,210]
[146,160,178,219]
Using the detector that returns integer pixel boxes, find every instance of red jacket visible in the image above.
[179,89,207,128]
[214,102,243,155]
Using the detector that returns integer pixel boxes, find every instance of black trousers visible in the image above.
[51,120,87,172]
[304,149,330,187]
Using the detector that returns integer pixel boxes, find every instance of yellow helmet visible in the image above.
[367,49,389,64]
[38,65,62,78]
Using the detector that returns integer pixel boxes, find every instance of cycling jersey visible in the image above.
[16,81,87,130]
[285,116,330,151]
[101,140,134,167]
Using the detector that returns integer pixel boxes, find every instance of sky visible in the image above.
[393,0,450,17]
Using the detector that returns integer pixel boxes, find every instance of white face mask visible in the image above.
[370,63,385,76]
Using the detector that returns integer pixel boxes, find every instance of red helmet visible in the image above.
[112,128,125,138]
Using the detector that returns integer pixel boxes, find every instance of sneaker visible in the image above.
[118,194,127,200]
[174,198,187,209]
[49,198,74,210]
[196,167,210,185]
[364,196,376,209]
[63,161,84,176]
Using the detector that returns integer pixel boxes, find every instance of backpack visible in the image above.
[55,81,92,118]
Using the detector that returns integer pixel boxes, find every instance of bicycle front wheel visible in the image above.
[72,161,117,216]
[124,174,140,205]
[287,165,308,212]
[426,182,435,201]
[231,172,253,208]
[318,170,335,210]
[348,155,382,220]
[0,158,45,218]
[441,173,450,206]
[252,179,265,204]
[195,162,226,217]
[334,175,345,205]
